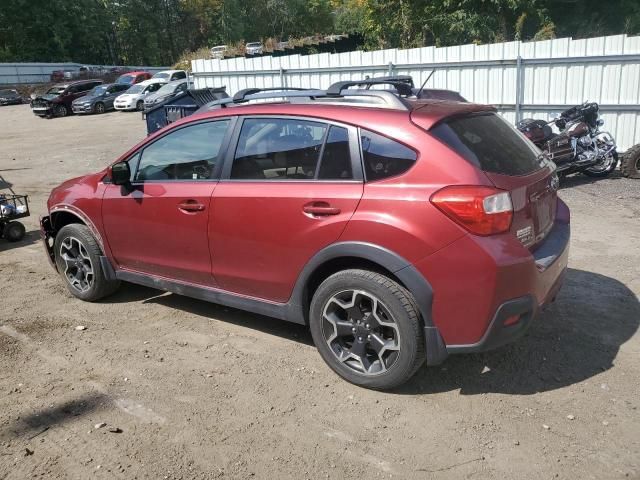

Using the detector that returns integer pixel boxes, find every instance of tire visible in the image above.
[309,269,425,390]
[54,104,68,117]
[583,151,618,178]
[53,224,120,301]
[136,100,144,111]
[3,221,25,242]
[621,144,640,179]
[94,102,105,114]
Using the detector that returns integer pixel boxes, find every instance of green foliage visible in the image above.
[0,0,639,64]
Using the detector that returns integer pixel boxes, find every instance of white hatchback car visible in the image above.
[114,79,166,111]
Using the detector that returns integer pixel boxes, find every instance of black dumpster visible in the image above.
[144,87,227,135]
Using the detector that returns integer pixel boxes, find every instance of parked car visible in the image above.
[116,71,152,86]
[143,79,187,109]
[114,79,166,111]
[41,78,569,390]
[152,70,187,82]
[245,42,263,55]
[0,89,24,106]
[210,45,228,59]
[71,83,131,114]
[30,79,103,117]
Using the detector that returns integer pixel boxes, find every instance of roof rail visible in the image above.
[232,87,318,103]
[326,78,414,97]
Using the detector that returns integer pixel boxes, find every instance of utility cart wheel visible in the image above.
[3,221,26,242]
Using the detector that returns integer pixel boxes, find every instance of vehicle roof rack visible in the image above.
[326,78,414,97]
[232,87,319,103]
[360,75,415,89]
[197,84,413,112]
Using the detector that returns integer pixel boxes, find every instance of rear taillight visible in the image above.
[430,186,513,236]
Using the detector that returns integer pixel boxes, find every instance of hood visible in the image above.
[73,96,97,104]
[38,94,60,101]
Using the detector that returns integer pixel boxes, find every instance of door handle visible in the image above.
[178,200,205,212]
[303,202,341,216]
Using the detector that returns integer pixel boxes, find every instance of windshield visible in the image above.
[126,84,145,94]
[152,72,170,80]
[156,83,179,95]
[88,86,108,97]
[46,86,66,95]
[246,43,261,47]
[0,90,17,96]
[116,75,134,85]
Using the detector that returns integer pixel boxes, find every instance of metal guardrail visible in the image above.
[0,63,170,85]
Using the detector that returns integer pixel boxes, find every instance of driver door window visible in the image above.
[135,120,230,182]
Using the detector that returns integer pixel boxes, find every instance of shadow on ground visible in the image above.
[103,283,312,346]
[400,267,639,395]
[101,268,637,395]
[559,170,625,189]
[0,230,39,252]
[0,392,109,441]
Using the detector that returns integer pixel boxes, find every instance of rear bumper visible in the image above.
[420,200,570,363]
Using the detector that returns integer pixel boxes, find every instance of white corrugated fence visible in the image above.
[192,34,640,150]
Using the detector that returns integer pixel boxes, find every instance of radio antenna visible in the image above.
[416,69,436,98]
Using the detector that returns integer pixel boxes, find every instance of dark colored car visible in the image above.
[41,80,569,390]
[0,89,24,106]
[143,80,188,109]
[71,83,131,114]
[31,79,103,118]
[116,71,152,86]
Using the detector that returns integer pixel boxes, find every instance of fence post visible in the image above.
[280,68,288,88]
[515,55,523,122]
[388,62,394,76]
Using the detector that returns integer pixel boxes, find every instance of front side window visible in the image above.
[172,71,186,80]
[135,120,230,182]
[231,118,327,180]
[361,130,417,181]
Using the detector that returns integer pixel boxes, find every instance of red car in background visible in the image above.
[40,77,569,390]
[115,71,152,86]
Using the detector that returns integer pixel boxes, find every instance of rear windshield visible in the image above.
[431,113,544,175]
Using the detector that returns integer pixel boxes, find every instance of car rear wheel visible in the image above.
[94,102,105,114]
[54,224,120,301]
[54,104,68,117]
[136,100,144,111]
[309,269,425,390]
[3,221,25,242]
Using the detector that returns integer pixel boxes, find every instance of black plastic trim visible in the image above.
[115,269,298,324]
[446,295,536,353]
[100,256,117,282]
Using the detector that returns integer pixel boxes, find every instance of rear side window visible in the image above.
[318,126,352,180]
[431,113,543,176]
[361,130,416,181]
[231,118,327,180]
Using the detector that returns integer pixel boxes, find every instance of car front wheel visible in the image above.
[309,269,425,390]
[54,224,120,301]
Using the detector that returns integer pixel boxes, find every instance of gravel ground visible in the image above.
[0,104,639,480]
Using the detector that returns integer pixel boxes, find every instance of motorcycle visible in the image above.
[516,102,618,177]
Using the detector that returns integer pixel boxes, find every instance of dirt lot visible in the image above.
[0,104,639,480]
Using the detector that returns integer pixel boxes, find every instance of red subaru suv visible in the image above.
[41,78,569,389]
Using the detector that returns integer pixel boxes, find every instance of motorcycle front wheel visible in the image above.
[583,151,618,178]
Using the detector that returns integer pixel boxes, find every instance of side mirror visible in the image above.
[111,162,131,186]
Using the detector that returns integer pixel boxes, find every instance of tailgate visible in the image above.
[427,111,558,248]
[484,168,558,248]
